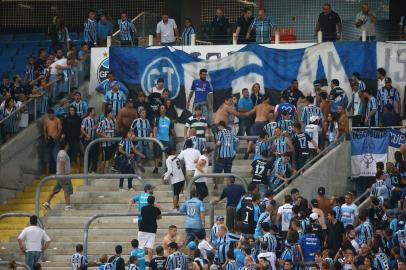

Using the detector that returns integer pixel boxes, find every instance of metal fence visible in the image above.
[35,174,145,217]
[0,212,43,228]
[83,212,184,256]
[83,137,166,184]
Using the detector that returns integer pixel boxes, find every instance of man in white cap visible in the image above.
[304,116,321,158]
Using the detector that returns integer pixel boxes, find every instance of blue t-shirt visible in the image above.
[191,79,213,103]
[233,249,245,267]
[97,21,113,40]
[131,248,146,270]
[180,198,205,229]
[299,233,321,262]
[132,192,150,216]
[238,97,254,111]
[155,116,173,142]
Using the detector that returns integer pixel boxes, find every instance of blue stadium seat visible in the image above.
[13,55,28,65]
[1,47,18,57]
[0,55,12,63]
[39,40,52,49]
[77,32,84,41]
[18,47,35,57]
[14,33,45,42]
[0,34,13,44]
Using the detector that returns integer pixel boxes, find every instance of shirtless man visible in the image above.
[212,96,242,135]
[117,100,137,132]
[43,109,62,174]
[162,225,182,256]
[337,105,349,138]
[244,95,275,157]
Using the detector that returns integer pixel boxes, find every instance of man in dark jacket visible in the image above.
[63,106,82,167]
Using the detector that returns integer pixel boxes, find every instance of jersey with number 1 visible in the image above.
[239,203,256,234]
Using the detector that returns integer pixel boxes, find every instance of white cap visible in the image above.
[310,212,319,220]
[309,116,320,123]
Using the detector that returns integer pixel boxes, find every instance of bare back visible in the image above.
[118,107,137,131]
[162,233,177,256]
[43,117,61,139]
[255,103,274,122]
[214,104,232,125]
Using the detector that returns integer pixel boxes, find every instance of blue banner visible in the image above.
[389,129,405,148]
[109,42,377,110]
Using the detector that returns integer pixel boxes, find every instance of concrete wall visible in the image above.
[0,120,44,204]
[274,141,354,204]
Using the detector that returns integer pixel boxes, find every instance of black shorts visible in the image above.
[68,139,81,157]
[250,121,267,136]
[172,181,185,196]
[154,140,169,158]
[102,146,115,161]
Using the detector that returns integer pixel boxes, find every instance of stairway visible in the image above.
[0,142,254,269]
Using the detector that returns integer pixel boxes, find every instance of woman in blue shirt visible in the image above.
[181,18,195,46]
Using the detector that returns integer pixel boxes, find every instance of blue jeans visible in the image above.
[193,102,211,125]
[161,42,175,46]
[238,116,253,136]
[26,251,42,270]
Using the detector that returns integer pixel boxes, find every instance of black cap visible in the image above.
[317,187,325,196]
[385,77,392,83]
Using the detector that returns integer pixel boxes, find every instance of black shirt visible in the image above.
[281,88,305,107]
[326,220,345,253]
[292,132,312,156]
[0,82,13,96]
[150,256,167,270]
[239,202,255,234]
[382,111,401,127]
[251,159,273,185]
[236,16,254,44]
[140,204,161,233]
[220,184,246,207]
[211,16,230,42]
[108,255,125,270]
[149,92,165,116]
[318,11,341,41]
[250,93,264,106]
[62,115,82,140]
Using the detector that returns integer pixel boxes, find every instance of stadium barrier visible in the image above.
[83,137,166,184]
[83,212,185,256]
[0,212,43,228]
[34,174,145,217]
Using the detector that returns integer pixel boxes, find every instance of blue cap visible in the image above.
[216,216,224,221]
[187,241,197,250]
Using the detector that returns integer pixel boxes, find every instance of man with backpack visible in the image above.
[106,245,125,270]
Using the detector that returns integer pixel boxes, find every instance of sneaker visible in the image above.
[153,167,158,174]
[243,152,249,160]
[43,202,51,210]
[129,188,135,192]
[110,166,119,173]
[64,205,73,211]
[119,188,125,192]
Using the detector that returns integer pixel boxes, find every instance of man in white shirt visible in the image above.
[305,116,321,158]
[18,215,51,269]
[355,3,376,40]
[164,149,186,210]
[177,139,201,185]
[156,14,179,46]
[193,147,212,200]
[276,195,293,239]
[49,49,69,102]
[152,78,166,94]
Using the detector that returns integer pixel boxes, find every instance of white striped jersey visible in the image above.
[272,136,288,154]
[97,118,116,147]
[253,139,271,160]
[185,115,208,139]
[84,18,97,44]
[131,118,151,145]
[104,90,127,117]
[225,260,239,270]
[356,221,373,245]
[263,122,277,136]
[370,180,391,200]
[165,251,188,270]
[70,100,88,118]
[277,119,294,135]
[118,19,136,41]
[210,224,220,243]
[119,138,134,154]
[129,264,139,270]
[25,65,35,82]
[183,136,205,153]
[81,116,98,140]
[262,232,277,253]
[71,253,88,270]
[181,26,195,45]
[373,252,390,270]
[217,129,238,158]
[300,105,323,126]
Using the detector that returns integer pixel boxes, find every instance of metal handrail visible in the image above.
[112,12,146,37]
[351,126,406,130]
[273,134,346,194]
[0,97,36,125]
[354,189,370,206]
[0,261,30,270]
[83,137,166,184]
[35,174,145,217]
[0,212,43,228]
[83,212,185,256]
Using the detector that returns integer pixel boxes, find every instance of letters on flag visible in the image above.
[351,130,390,177]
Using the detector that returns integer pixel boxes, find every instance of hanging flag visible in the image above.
[351,130,390,177]
[389,128,405,148]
